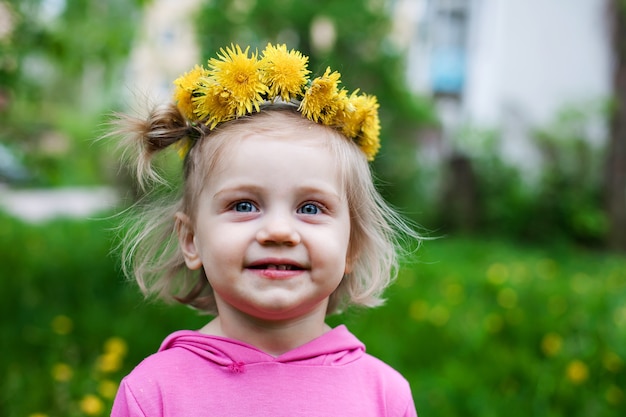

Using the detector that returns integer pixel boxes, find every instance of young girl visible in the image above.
[110,43,418,416]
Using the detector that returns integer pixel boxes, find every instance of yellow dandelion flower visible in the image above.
[338,91,380,161]
[208,44,267,116]
[80,394,104,416]
[300,67,344,125]
[260,43,310,101]
[540,332,563,357]
[173,65,208,120]
[98,379,119,399]
[566,359,589,384]
[51,362,73,382]
[104,337,128,357]
[51,315,73,335]
[97,352,122,373]
[193,81,237,129]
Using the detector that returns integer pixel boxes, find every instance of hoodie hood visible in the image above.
[159,325,365,372]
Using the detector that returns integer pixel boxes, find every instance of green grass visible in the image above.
[340,237,626,416]
[1,213,624,416]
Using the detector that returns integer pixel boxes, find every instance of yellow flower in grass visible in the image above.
[98,379,119,399]
[566,359,589,384]
[51,362,73,382]
[300,67,345,125]
[208,44,267,116]
[260,43,310,101]
[173,65,208,120]
[540,332,563,357]
[193,82,237,129]
[104,337,128,357]
[338,91,381,161]
[97,352,123,373]
[80,394,104,416]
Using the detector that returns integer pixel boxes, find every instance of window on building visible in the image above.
[428,0,468,97]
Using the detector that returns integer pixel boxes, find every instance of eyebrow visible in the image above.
[213,182,343,202]
[212,184,264,199]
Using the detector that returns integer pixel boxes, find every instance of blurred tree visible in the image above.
[193,0,435,213]
[2,0,145,113]
[0,0,146,184]
[607,0,626,251]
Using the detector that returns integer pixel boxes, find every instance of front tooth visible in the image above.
[277,265,287,270]
[267,264,277,270]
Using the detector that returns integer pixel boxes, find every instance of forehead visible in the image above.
[205,111,342,170]
[213,130,340,184]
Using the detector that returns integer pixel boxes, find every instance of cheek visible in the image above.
[322,221,352,267]
[197,226,247,264]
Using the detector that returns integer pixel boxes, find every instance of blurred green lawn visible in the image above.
[1,212,624,417]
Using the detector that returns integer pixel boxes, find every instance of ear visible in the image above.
[175,212,203,270]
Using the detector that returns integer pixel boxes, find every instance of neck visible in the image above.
[200,304,331,357]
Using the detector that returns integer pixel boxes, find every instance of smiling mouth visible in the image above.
[249,264,303,271]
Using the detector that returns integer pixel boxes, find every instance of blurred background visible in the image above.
[1,0,625,416]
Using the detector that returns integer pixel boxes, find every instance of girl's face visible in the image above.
[177,129,352,325]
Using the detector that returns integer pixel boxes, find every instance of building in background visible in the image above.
[396,0,612,167]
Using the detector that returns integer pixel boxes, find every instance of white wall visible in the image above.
[464,0,612,127]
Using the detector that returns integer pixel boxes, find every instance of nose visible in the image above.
[256,213,301,246]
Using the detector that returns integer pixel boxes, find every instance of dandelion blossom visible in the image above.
[260,43,310,101]
[51,363,73,382]
[104,337,128,357]
[300,67,344,125]
[540,332,563,357]
[338,91,380,160]
[566,359,589,384]
[193,82,237,129]
[173,65,208,120]
[208,44,267,116]
[80,394,104,416]
[98,379,119,399]
[97,352,123,373]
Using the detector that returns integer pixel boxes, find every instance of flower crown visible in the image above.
[172,43,381,161]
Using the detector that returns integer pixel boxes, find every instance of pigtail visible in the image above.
[109,103,198,192]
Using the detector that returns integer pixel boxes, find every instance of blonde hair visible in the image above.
[111,103,418,315]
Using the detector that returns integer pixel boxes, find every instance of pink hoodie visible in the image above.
[111,325,417,416]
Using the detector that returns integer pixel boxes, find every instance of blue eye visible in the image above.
[298,203,320,215]
[234,201,257,212]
